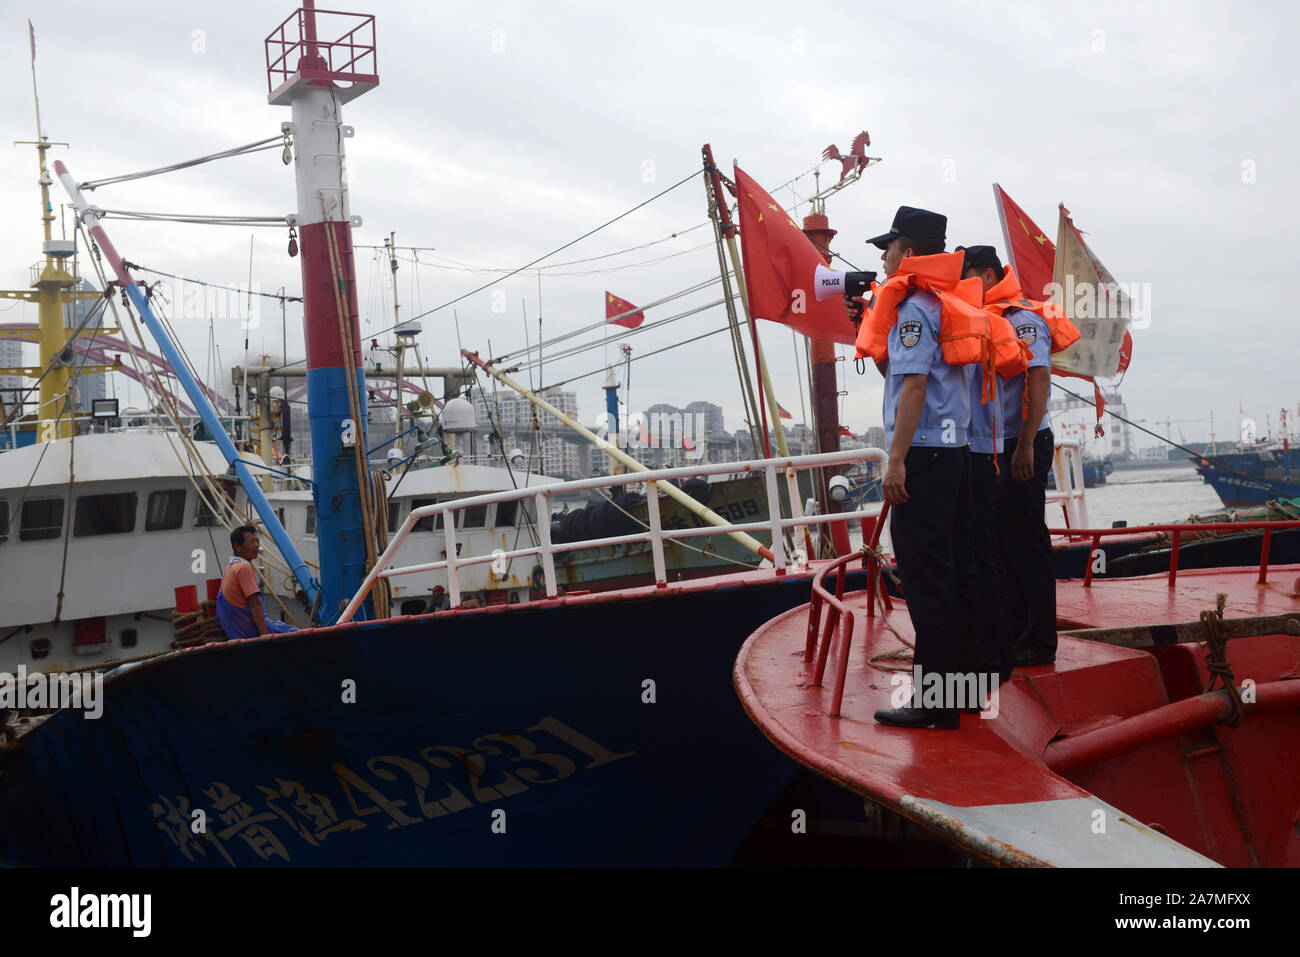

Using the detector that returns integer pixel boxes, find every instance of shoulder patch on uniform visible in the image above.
[899,318,923,348]
[1015,321,1037,346]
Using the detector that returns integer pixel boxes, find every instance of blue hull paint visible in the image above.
[0,571,866,867]
[1195,469,1300,508]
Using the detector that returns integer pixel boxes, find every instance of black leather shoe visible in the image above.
[1011,646,1056,668]
[873,706,960,729]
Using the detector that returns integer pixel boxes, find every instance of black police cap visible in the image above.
[956,244,1003,274]
[865,206,947,250]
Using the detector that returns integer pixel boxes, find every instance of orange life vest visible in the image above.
[983,267,1082,354]
[988,311,1030,379]
[854,252,997,399]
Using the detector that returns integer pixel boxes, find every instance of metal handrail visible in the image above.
[265,8,377,94]
[338,447,888,623]
[804,500,892,718]
[1049,519,1300,588]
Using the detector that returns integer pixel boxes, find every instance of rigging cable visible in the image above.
[393,167,704,334]
[510,298,726,372]
[122,262,302,302]
[95,210,287,227]
[78,134,287,190]
[491,273,728,364]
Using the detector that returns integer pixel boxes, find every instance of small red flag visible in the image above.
[605,291,644,329]
[734,165,857,345]
[839,425,854,438]
[776,402,793,420]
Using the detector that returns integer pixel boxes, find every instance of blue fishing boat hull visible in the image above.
[0,570,866,867]
[1194,468,1300,508]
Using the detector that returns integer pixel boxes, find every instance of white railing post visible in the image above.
[1051,445,1069,526]
[443,510,461,607]
[535,490,558,598]
[1068,444,1090,529]
[763,463,786,572]
[784,466,808,559]
[643,479,668,587]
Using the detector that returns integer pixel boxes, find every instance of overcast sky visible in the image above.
[2,0,1296,452]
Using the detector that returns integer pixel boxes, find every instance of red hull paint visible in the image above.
[735,565,1300,866]
[300,220,363,371]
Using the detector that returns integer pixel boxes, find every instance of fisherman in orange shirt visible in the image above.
[216,525,298,639]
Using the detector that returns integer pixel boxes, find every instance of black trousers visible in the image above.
[997,428,1057,655]
[890,446,978,699]
[970,451,1013,680]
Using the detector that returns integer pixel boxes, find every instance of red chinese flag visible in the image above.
[839,426,854,438]
[734,165,856,345]
[605,291,644,329]
[993,183,1056,301]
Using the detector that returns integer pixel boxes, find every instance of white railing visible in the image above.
[1047,440,1090,531]
[338,447,890,622]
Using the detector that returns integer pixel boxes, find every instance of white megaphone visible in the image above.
[814,263,875,302]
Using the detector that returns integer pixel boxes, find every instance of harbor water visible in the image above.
[1070,464,1226,529]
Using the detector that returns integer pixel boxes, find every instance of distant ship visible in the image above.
[1192,446,1300,508]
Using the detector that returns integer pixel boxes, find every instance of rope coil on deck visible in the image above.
[860,546,913,672]
[1201,592,1245,728]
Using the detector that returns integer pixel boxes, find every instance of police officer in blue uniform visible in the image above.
[957,245,1015,683]
[996,264,1057,667]
[860,207,979,729]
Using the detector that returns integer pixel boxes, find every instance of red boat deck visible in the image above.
[735,564,1300,867]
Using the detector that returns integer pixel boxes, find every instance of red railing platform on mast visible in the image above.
[265,7,378,105]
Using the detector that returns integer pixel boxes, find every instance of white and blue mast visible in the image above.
[265,2,379,620]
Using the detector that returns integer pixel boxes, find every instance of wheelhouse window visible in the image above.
[145,490,186,531]
[411,498,442,532]
[74,491,138,537]
[195,494,221,528]
[0,500,8,543]
[305,505,317,536]
[20,498,64,541]
[495,499,517,528]
[388,501,401,532]
[462,503,488,529]
[412,496,472,532]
